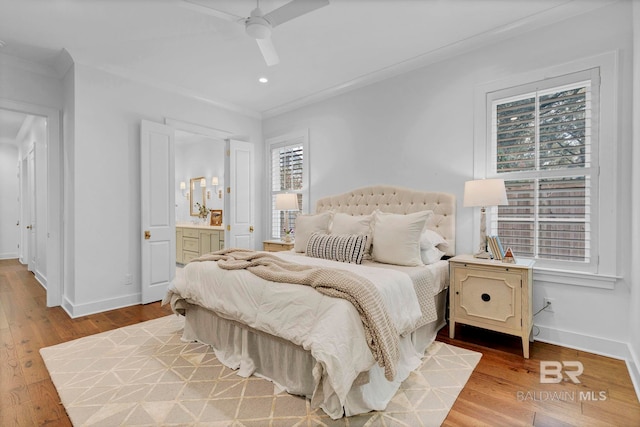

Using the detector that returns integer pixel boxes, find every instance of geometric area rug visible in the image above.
[41,315,481,426]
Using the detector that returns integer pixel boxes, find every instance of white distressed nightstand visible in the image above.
[449,254,535,358]
[263,240,294,252]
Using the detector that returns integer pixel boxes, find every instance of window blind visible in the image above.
[492,79,594,264]
[270,143,303,239]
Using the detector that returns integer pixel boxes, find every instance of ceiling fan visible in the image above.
[182,0,330,66]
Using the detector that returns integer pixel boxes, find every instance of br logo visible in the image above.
[540,361,584,384]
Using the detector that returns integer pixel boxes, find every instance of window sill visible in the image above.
[533,267,620,290]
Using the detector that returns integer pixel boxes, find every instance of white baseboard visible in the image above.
[0,253,19,260]
[534,325,630,360]
[62,292,142,318]
[35,269,46,289]
[627,345,640,403]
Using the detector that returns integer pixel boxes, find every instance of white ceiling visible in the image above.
[0,0,614,118]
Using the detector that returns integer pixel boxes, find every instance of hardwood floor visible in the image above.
[0,259,172,426]
[1,258,639,426]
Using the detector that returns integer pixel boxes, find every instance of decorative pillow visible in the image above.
[419,229,448,264]
[293,211,333,252]
[306,233,368,264]
[371,210,432,266]
[331,212,373,254]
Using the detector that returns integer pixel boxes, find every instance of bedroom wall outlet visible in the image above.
[543,297,554,313]
[124,274,133,285]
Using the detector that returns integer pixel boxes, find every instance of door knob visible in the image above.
[144,230,151,240]
[249,226,254,233]
[26,225,32,230]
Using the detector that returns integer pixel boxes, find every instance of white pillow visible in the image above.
[371,210,432,266]
[419,229,448,264]
[421,246,446,265]
[294,211,333,252]
[331,212,372,235]
[420,229,449,251]
[331,212,373,255]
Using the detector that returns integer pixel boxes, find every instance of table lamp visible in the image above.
[275,193,299,241]
[463,178,508,259]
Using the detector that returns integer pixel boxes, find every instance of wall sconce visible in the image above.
[209,176,220,199]
[180,181,188,199]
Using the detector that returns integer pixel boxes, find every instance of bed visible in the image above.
[165,185,456,419]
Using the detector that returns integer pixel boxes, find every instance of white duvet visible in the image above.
[167,252,440,418]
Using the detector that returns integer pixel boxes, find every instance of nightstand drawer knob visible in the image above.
[481,293,491,302]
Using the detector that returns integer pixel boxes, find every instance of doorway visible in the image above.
[0,100,63,307]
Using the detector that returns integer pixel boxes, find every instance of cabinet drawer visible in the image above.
[182,228,199,238]
[263,242,293,252]
[452,266,522,331]
[183,237,199,252]
[182,250,199,264]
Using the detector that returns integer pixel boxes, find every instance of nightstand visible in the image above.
[263,240,294,252]
[449,254,535,358]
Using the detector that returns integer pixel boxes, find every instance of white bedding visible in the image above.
[167,253,446,418]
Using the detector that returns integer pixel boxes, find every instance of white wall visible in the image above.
[62,64,76,302]
[628,0,640,398]
[175,137,225,224]
[64,63,262,316]
[0,143,19,259]
[263,2,635,359]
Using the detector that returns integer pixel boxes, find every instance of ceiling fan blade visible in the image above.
[256,38,280,66]
[180,0,245,23]
[264,0,329,28]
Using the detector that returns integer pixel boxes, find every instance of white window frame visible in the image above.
[489,70,598,269]
[473,52,619,289]
[266,129,310,240]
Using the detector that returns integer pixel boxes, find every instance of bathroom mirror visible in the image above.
[190,177,206,216]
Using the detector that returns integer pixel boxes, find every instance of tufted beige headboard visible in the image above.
[315,185,456,256]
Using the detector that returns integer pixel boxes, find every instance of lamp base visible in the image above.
[473,250,492,259]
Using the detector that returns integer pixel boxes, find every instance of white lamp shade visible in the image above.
[463,179,508,207]
[179,181,186,190]
[211,176,219,186]
[275,193,299,211]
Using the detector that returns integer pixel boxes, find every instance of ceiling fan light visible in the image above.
[246,17,271,39]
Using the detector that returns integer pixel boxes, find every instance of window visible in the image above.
[488,69,600,270]
[267,130,309,240]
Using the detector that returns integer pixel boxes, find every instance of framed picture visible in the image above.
[210,209,223,226]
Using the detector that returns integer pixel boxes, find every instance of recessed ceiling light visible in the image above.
[258,77,269,84]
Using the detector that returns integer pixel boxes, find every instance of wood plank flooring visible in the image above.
[1,258,639,426]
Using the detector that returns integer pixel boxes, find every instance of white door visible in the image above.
[27,146,36,272]
[226,139,255,249]
[140,120,175,304]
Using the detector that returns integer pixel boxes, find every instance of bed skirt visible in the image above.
[178,287,448,418]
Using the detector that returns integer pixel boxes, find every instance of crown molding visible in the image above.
[52,48,74,78]
[0,52,58,78]
[262,0,617,119]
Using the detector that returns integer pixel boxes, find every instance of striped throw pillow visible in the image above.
[306,233,368,264]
